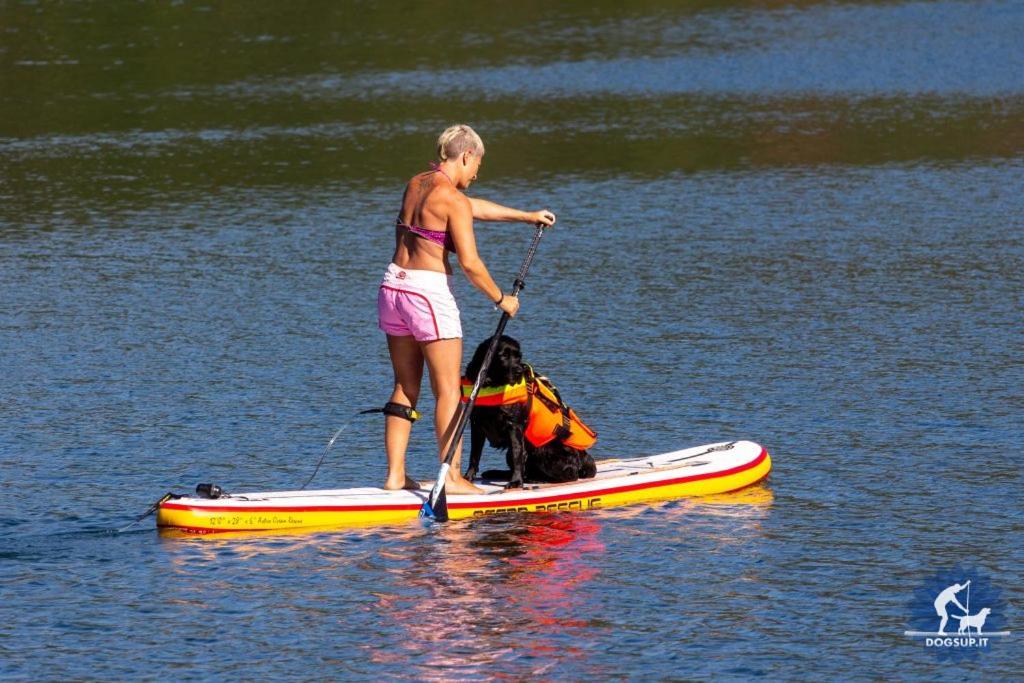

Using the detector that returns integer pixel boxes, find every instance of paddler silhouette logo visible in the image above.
[904,566,1013,660]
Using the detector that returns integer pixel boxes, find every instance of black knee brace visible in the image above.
[382,402,420,423]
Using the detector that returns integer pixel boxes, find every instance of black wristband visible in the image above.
[493,291,505,305]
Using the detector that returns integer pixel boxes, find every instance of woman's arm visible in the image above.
[469,197,556,226]
[449,194,520,316]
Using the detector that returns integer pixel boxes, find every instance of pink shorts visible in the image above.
[377,263,462,341]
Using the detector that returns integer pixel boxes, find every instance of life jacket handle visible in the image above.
[525,364,574,441]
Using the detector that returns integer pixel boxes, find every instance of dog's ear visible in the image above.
[464,337,492,381]
[464,347,481,381]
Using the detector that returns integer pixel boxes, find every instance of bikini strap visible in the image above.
[428,161,454,186]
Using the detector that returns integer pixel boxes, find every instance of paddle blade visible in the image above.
[432,487,449,522]
[418,486,449,521]
[420,463,451,521]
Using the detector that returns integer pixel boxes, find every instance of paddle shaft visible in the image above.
[425,225,546,512]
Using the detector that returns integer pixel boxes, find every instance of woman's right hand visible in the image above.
[530,210,556,227]
[498,293,520,317]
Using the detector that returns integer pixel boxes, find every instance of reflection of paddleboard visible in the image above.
[157,440,771,534]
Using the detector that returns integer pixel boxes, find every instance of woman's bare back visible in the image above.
[392,171,458,273]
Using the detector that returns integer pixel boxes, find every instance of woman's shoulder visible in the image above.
[402,172,469,217]
[420,176,467,204]
[406,171,450,197]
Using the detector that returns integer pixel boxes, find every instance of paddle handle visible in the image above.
[425,225,546,509]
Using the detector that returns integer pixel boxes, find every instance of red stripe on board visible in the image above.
[447,447,770,510]
[161,448,769,515]
[157,525,242,534]
[161,502,421,513]
[379,285,439,339]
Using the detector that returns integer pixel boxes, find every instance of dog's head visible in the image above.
[978,608,991,617]
[465,335,524,387]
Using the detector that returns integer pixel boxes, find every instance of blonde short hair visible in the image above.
[436,124,485,161]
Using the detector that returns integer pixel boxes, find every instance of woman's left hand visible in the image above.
[530,210,556,227]
[498,293,520,317]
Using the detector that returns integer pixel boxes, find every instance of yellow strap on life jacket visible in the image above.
[460,376,528,406]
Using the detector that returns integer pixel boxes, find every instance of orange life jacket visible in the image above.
[460,365,597,450]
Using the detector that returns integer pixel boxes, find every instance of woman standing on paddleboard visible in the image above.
[378,124,555,494]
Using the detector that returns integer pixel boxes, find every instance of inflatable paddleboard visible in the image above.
[156,440,770,534]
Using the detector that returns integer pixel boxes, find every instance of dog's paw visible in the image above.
[505,479,524,490]
[464,467,478,482]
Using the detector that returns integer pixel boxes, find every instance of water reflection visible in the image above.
[154,498,772,680]
[3,0,1023,216]
[360,486,772,679]
[363,513,607,680]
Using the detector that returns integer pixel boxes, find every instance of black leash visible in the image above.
[117,492,178,533]
[121,407,401,531]
[299,403,422,489]
[298,407,392,490]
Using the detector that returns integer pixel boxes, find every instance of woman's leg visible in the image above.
[421,337,483,494]
[384,334,423,490]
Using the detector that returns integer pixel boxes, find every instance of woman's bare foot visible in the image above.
[444,473,484,495]
[383,474,420,491]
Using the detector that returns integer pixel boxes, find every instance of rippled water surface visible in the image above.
[2,1,1022,680]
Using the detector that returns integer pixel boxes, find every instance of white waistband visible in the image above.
[382,262,453,291]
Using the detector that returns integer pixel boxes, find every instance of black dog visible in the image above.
[463,335,597,489]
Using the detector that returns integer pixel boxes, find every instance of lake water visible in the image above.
[1,1,1022,679]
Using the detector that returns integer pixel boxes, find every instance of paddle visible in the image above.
[420,224,547,521]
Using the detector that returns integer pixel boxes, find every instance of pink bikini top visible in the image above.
[398,219,457,252]
[397,163,457,252]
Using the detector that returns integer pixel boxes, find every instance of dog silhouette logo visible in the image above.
[905,567,1012,661]
[934,581,989,635]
